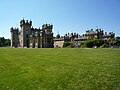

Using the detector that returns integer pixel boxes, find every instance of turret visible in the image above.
[42,24,53,30]
[41,24,53,48]
[20,19,32,27]
[10,27,18,32]
[42,24,53,34]
[10,27,19,47]
[19,19,32,48]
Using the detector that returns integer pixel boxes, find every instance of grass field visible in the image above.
[0,48,120,90]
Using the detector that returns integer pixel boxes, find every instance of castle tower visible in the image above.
[42,24,53,48]
[10,27,19,47]
[19,19,32,47]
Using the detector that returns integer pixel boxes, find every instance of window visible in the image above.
[47,38,51,43]
[26,34,29,38]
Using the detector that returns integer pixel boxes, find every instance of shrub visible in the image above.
[63,42,71,47]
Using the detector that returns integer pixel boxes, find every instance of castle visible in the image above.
[10,19,115,48]
[10,19,53,48]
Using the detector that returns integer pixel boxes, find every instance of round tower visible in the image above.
[42,24,53,34]
[42,24,53,48]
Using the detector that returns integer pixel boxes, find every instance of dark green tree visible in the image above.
[0,37,11,47]
[85,39,104,48]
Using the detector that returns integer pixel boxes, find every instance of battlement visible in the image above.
[95,28,104,33]
[42,24,53,29]
[10,27,19,32]
[20,19,32,27]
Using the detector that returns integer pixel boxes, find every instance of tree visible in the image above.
[0,37,5,47]
[84,39,104,48]
[5,39,11,46]
[0,37,11,47]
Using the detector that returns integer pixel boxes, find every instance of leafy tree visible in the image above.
[5,39,11,46]
[0,37,11,47]
[84,39,104,48]
[0,37,5,47]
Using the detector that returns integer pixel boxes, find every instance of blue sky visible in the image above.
[0,0,120,38]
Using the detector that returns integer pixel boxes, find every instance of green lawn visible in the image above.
[0,48,120,90]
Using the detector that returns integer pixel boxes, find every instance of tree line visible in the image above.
[0,37,11,47]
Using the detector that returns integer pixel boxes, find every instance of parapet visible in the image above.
[20,19,32,26]
[42,24,53,29]
[10,27,19,32]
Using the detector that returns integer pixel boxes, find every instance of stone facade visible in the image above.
[54,39,64,48]
[10,19,53,48]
